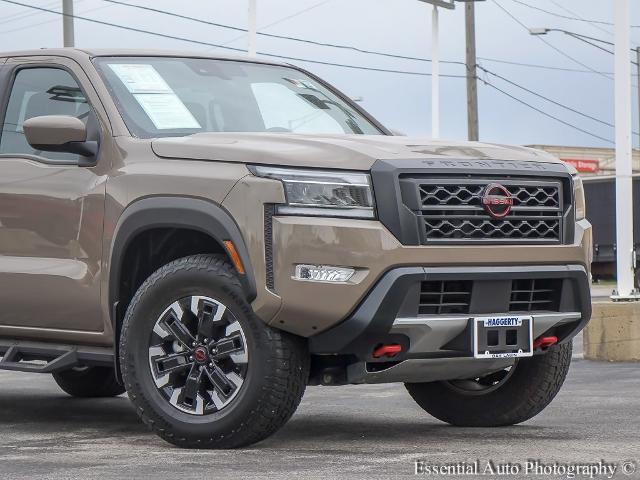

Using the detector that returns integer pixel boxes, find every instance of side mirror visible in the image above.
[23,115,97,157]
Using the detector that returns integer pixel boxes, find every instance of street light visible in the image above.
[417,0,483,139]
[418,0,455,139]
[528,27,550,36]
[528,27,637,61]
[529,27,640,141]
[530,19,639,299]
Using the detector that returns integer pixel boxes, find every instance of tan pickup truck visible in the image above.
[0,49,591,448]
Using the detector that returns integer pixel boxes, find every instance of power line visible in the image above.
[217,0,333,49]
[510,0,640,28]
[103,0,466,66]
[0,0,244,52]
[554,30,616,47]
[0,3,110,36]
[523,30,640,83]
[0,0,466,78]
[478,65,640,138]
[258,1,332,29]
[555,30,639,66]
[564,32,614,56]
[531,35,613,81]
[478,65,614,128]
[8,0,629,81]
[479,29,638,82]
[256,52,465,77]
[481,79,614,144]
[548,0,613,38]
[0,0,61,26]
[106,0,639,75]
[492,0,613,81]
[477,56,629,75]
[0,0,616,145]
[102,0,246,34]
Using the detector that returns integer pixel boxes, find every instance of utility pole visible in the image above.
[465,1,479,141]
[248,0,257,57]
[62,0,74,47]
[612,0,637,299]
[431,4,440,138]
[637,46,640,149]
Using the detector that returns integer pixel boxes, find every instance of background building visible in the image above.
[528,144,640,176]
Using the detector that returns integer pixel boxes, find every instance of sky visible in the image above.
[1,0,639,148]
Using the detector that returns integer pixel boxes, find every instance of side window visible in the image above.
[0,67,92,162]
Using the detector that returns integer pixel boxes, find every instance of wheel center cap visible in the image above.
[193,346,209,363]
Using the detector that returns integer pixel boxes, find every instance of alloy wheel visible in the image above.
[148,295,248,415]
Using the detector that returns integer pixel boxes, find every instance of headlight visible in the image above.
[573,175,585,221]
[250,166,376,219]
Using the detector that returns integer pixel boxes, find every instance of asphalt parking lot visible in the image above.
[0,349,638,480]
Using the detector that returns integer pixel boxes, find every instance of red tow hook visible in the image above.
[533,335,558,350]
[372,344,402,359]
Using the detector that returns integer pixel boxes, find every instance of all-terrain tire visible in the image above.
[405,343,572,427]
[119,254,309,449]
[52,367,126,398]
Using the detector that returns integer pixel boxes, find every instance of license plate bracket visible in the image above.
[473,315,533,359]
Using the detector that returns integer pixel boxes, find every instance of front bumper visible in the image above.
[309,265,589,355]
[308,264,589,384]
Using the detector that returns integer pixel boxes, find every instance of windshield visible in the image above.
[94,57,383,138]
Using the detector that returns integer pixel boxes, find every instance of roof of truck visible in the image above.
[0,48,288,66]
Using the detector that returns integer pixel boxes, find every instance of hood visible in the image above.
[151,133,563,171]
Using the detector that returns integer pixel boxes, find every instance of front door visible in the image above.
[0,59,108,335]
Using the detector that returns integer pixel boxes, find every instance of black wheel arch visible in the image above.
[108,196,257,379]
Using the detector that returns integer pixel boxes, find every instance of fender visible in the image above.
[109,196,258,383]
[109,195,257,329]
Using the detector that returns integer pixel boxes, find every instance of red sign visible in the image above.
[561,158,599,173]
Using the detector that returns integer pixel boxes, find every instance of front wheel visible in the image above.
[405,343,572,427]
[120,254,309,449]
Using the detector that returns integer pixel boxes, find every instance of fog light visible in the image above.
[294,264,355,283]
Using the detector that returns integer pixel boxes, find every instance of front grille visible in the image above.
[509,279,562,312]
[419,280,472,315]
[419,278,562,315]
[403,178,564,244]
[420,184,560,209]
[423,218,559,241]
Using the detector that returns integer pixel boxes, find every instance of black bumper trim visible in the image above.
[308,265,591,357]
[309,267,425,355]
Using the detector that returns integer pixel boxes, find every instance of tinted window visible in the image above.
[93,57,382,138]
[0,67,91,162]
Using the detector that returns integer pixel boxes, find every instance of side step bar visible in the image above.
[0,339,114,373]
